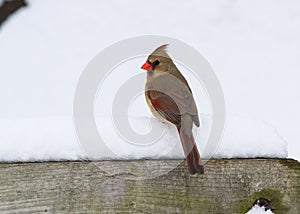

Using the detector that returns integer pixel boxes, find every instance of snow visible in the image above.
[246,205,274,214]
[214,116,287,159]
[0,115,287,161]
[0,0,299,161]
[0,117,83,162]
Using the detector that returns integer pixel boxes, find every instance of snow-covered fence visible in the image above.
[0,158,299,213]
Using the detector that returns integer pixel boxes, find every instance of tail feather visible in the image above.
[177,127,204,175]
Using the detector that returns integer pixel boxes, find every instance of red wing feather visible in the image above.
[147,90,181,126]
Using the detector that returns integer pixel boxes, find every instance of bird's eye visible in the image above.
[154,60,160,65]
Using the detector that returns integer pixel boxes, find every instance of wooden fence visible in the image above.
[0,159,299,213]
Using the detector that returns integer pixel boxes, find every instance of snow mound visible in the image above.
[214,116,287,159]
[246,205,274,214]
[0,117,83,162]
[0,115,287,162]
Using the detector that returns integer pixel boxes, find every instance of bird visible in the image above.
[140,44,204,175]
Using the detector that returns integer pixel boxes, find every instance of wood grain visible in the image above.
[0,159,299,213]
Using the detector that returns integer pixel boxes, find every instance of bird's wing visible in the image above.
[146,74,200,127]
[146,90,181,125]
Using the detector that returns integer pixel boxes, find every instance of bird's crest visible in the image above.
[151,44,170,59]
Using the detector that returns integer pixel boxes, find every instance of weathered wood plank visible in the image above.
[0,159,299,213]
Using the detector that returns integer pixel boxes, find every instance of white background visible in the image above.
[0,0,298,161]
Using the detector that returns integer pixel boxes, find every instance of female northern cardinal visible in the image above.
[141,44,204,174]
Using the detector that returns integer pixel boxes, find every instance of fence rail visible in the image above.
[0,159,299,213]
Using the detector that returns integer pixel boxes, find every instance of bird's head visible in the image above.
[141,44,172,73]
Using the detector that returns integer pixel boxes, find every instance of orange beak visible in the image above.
[141,61,152,71]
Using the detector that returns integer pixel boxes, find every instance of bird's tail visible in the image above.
[177,127,204,175]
